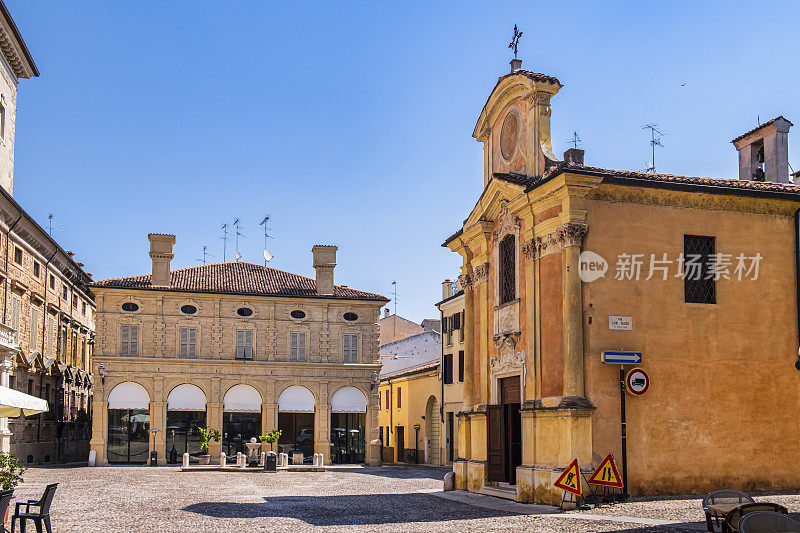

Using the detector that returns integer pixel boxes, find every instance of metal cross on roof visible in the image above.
[508,24,523,59]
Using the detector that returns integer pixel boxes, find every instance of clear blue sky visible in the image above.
[6,1,800,323]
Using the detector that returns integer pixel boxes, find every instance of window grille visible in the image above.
[684,235,716,304]
[499,235,516,303]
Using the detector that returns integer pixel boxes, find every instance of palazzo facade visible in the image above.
[445,59,800,503]
[89,234,387,465]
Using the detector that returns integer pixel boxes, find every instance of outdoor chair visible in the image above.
[11,483,57,533]
[723,502,788,532]
[703,490,755,532]
[739,511,800,533]
[0,490,13,533]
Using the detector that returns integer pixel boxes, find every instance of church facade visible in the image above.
[444,60,800,503]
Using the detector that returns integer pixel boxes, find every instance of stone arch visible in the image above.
[277,385,315,412]
[425,395,440,465]
[330,386,367,413]
[222,384,262,412]
[167,383,207,411]
[107,381,150,410]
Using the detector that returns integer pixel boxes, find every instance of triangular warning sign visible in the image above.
[553,458,581,496]
[588,453,623,488]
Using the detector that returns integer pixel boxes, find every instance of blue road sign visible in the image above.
[601,351,643,364]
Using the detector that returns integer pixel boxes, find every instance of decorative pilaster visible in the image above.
[473,262,490,285]
[560,222,587,398]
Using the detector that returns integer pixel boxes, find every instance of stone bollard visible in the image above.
[220,453,226,467]
[280,453,288,467]
[236,452,244,468]
[314,453,323,466]
[88,449,96,467]
[182,453,189,468]
[443,471,455,491]
[292,452,303,465]
[260,452,266,467]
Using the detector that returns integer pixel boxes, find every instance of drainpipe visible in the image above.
[440,308,444,426]
[37,250,58,448]
[2,212,22,324]
[795,208,800,359]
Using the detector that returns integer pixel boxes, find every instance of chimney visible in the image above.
[312,245,337,296]
[510,58,522,73]
[732,116,792,183]
[563,148,584,166]
[384,308,390,319]
[148,233,175,287]
[442,279,453,300]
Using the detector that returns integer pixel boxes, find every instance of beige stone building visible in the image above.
[436,279,464,465]
[89,234,388,465]
[0,1,95,465]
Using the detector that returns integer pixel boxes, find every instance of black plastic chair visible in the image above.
[0,490,13,533]
[739,511,800,533]
[11,483,57,533]
[723,502,788,532]
[703,490,755,532]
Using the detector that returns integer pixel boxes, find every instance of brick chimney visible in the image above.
[312,245,337,296]
[563,148,584,166]
[732,116,792,183]
[442,279,453,300]
[384,308,390,318]
[148,233,175,287]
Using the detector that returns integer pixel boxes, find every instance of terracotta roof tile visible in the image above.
[731,116,793,144]
[90,261,388,302]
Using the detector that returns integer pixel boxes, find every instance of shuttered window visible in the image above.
[179,327,197,358]
[343,334,358,363]
[443,353,454,384]
[236,329,253,360]
[290,332,306,362]
[458,350,464,382]
[30,307,39,349]
[11,296,20,342]
[46,316,54,357]
[120,324,138,356]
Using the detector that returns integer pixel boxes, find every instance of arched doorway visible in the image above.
[277,385,315,464]
[166,384,207,463]
[330,386,367,464]
[425,396,440,465]
[107,382,150,464]
[222,385,262,456]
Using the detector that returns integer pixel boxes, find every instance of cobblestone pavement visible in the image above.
[6,465,799,532]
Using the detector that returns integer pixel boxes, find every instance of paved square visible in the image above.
[9,465,800,532]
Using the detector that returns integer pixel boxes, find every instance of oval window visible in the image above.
[290,310,306,319]
[180,305,197,315]
[343,312,358,321]
[121,302,139,312]
[237,307,253,317]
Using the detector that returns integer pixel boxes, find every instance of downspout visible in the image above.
[3,212,22,324]
[36,250,57,446]
[440,308,444,427]
[795,208,800,358]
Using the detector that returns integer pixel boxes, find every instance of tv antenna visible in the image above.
[391,280,398,316]
[567,130,582,149]
[642,124,665,173]
[233,218,245,262]
[195,245,215,265]
[220,223,228,262]
[48,213,54,236]
[260,215,274,265]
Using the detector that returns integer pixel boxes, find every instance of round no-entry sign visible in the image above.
[626,368,649,395]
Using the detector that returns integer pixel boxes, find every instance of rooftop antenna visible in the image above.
[233,218,245,262]
[642,124,665,173]
[567,130,582,149]
[220,223,228,262]
[195,245,215,265]
[391,280,398,316]
[260,215,273,266]
[47,214,54,236]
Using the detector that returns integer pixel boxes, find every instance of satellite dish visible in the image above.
[263,249,273,262]
[234,251,242,261]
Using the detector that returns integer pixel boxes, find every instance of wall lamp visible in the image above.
[98,363,105,385]
[370,370,378,390]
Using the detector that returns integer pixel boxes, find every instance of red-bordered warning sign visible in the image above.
[588,453,623,488]
[554,458,581,496]
[626,367,649,396]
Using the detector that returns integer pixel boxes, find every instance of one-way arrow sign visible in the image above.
[601,351,643,364]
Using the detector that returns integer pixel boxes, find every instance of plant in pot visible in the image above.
[197,427,221,465]
[258,429,282,453]
[0,453,25,523]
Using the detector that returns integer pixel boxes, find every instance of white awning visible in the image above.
[223,384,262,412]
[0,385,48,417]
[278,386,315,413]
[331,386,367,413]
[108,382,150,410]
[167,384,206,411]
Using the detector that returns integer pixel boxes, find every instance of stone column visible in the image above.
[365,400,380,466]
[474,262,490,405]
[460,273,474,410]
[315,403,331,464]
[89,400,108,465]
[149,401,167,465]
[559,223,587,398]
[206,402,223,457]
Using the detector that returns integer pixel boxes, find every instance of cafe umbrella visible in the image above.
[0,385,48,417]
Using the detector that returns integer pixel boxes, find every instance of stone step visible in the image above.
[480,484,517,501]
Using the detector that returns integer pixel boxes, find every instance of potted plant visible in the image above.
[197,427,221,465]
[258,430,282,453]
[0,453,24,522]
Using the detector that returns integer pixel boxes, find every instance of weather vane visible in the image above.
[508,24,523,59]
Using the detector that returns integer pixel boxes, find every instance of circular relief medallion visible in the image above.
[500,111,519,161]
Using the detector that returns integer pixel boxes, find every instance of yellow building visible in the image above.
[444,58,800,504]
[436,279,464,465]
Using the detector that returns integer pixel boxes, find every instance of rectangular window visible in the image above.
[379,426,383,446]
[11,296,19,342]
[72,295,78,308]
[9,375,14,390]
[46,316,54,357]
[179,327,197,358]
[459,311,465,342]
[458,350,464,382]
[33,261,40,278]
[12,246,22,266]
[684,235,716,304]
[27,379,33,396]
[30,307,39,349]
[385,426,390,446]
[63,286,68,299]
[397,387,402,408]
[290,332,306,362]
[49,275,55,290]
[443,353,453,384]
[120,324,139,356]
[0,103,6,139]
[236,329,253,360]
[72,331,77,364]
[343,334,358,363]
[82,301,87,315]
[384,390,389,409]
[445,316,452,346]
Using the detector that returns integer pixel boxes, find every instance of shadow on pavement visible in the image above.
[329,465,450,481]
[183,492,515,526]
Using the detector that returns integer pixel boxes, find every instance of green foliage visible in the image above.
[0,453,25,490]
[197,427,221,454]
[258,430,282,451]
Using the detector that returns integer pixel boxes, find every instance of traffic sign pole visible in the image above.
[619,366,628,500]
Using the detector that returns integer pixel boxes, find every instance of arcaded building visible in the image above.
[89,234,387,465]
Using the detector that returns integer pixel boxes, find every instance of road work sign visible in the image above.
[588,453,623,488]
[554,458,581,496]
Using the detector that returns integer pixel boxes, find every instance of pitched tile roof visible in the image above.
[731,116,793,144]
[90,261,389,302]
[498,69,561,87]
